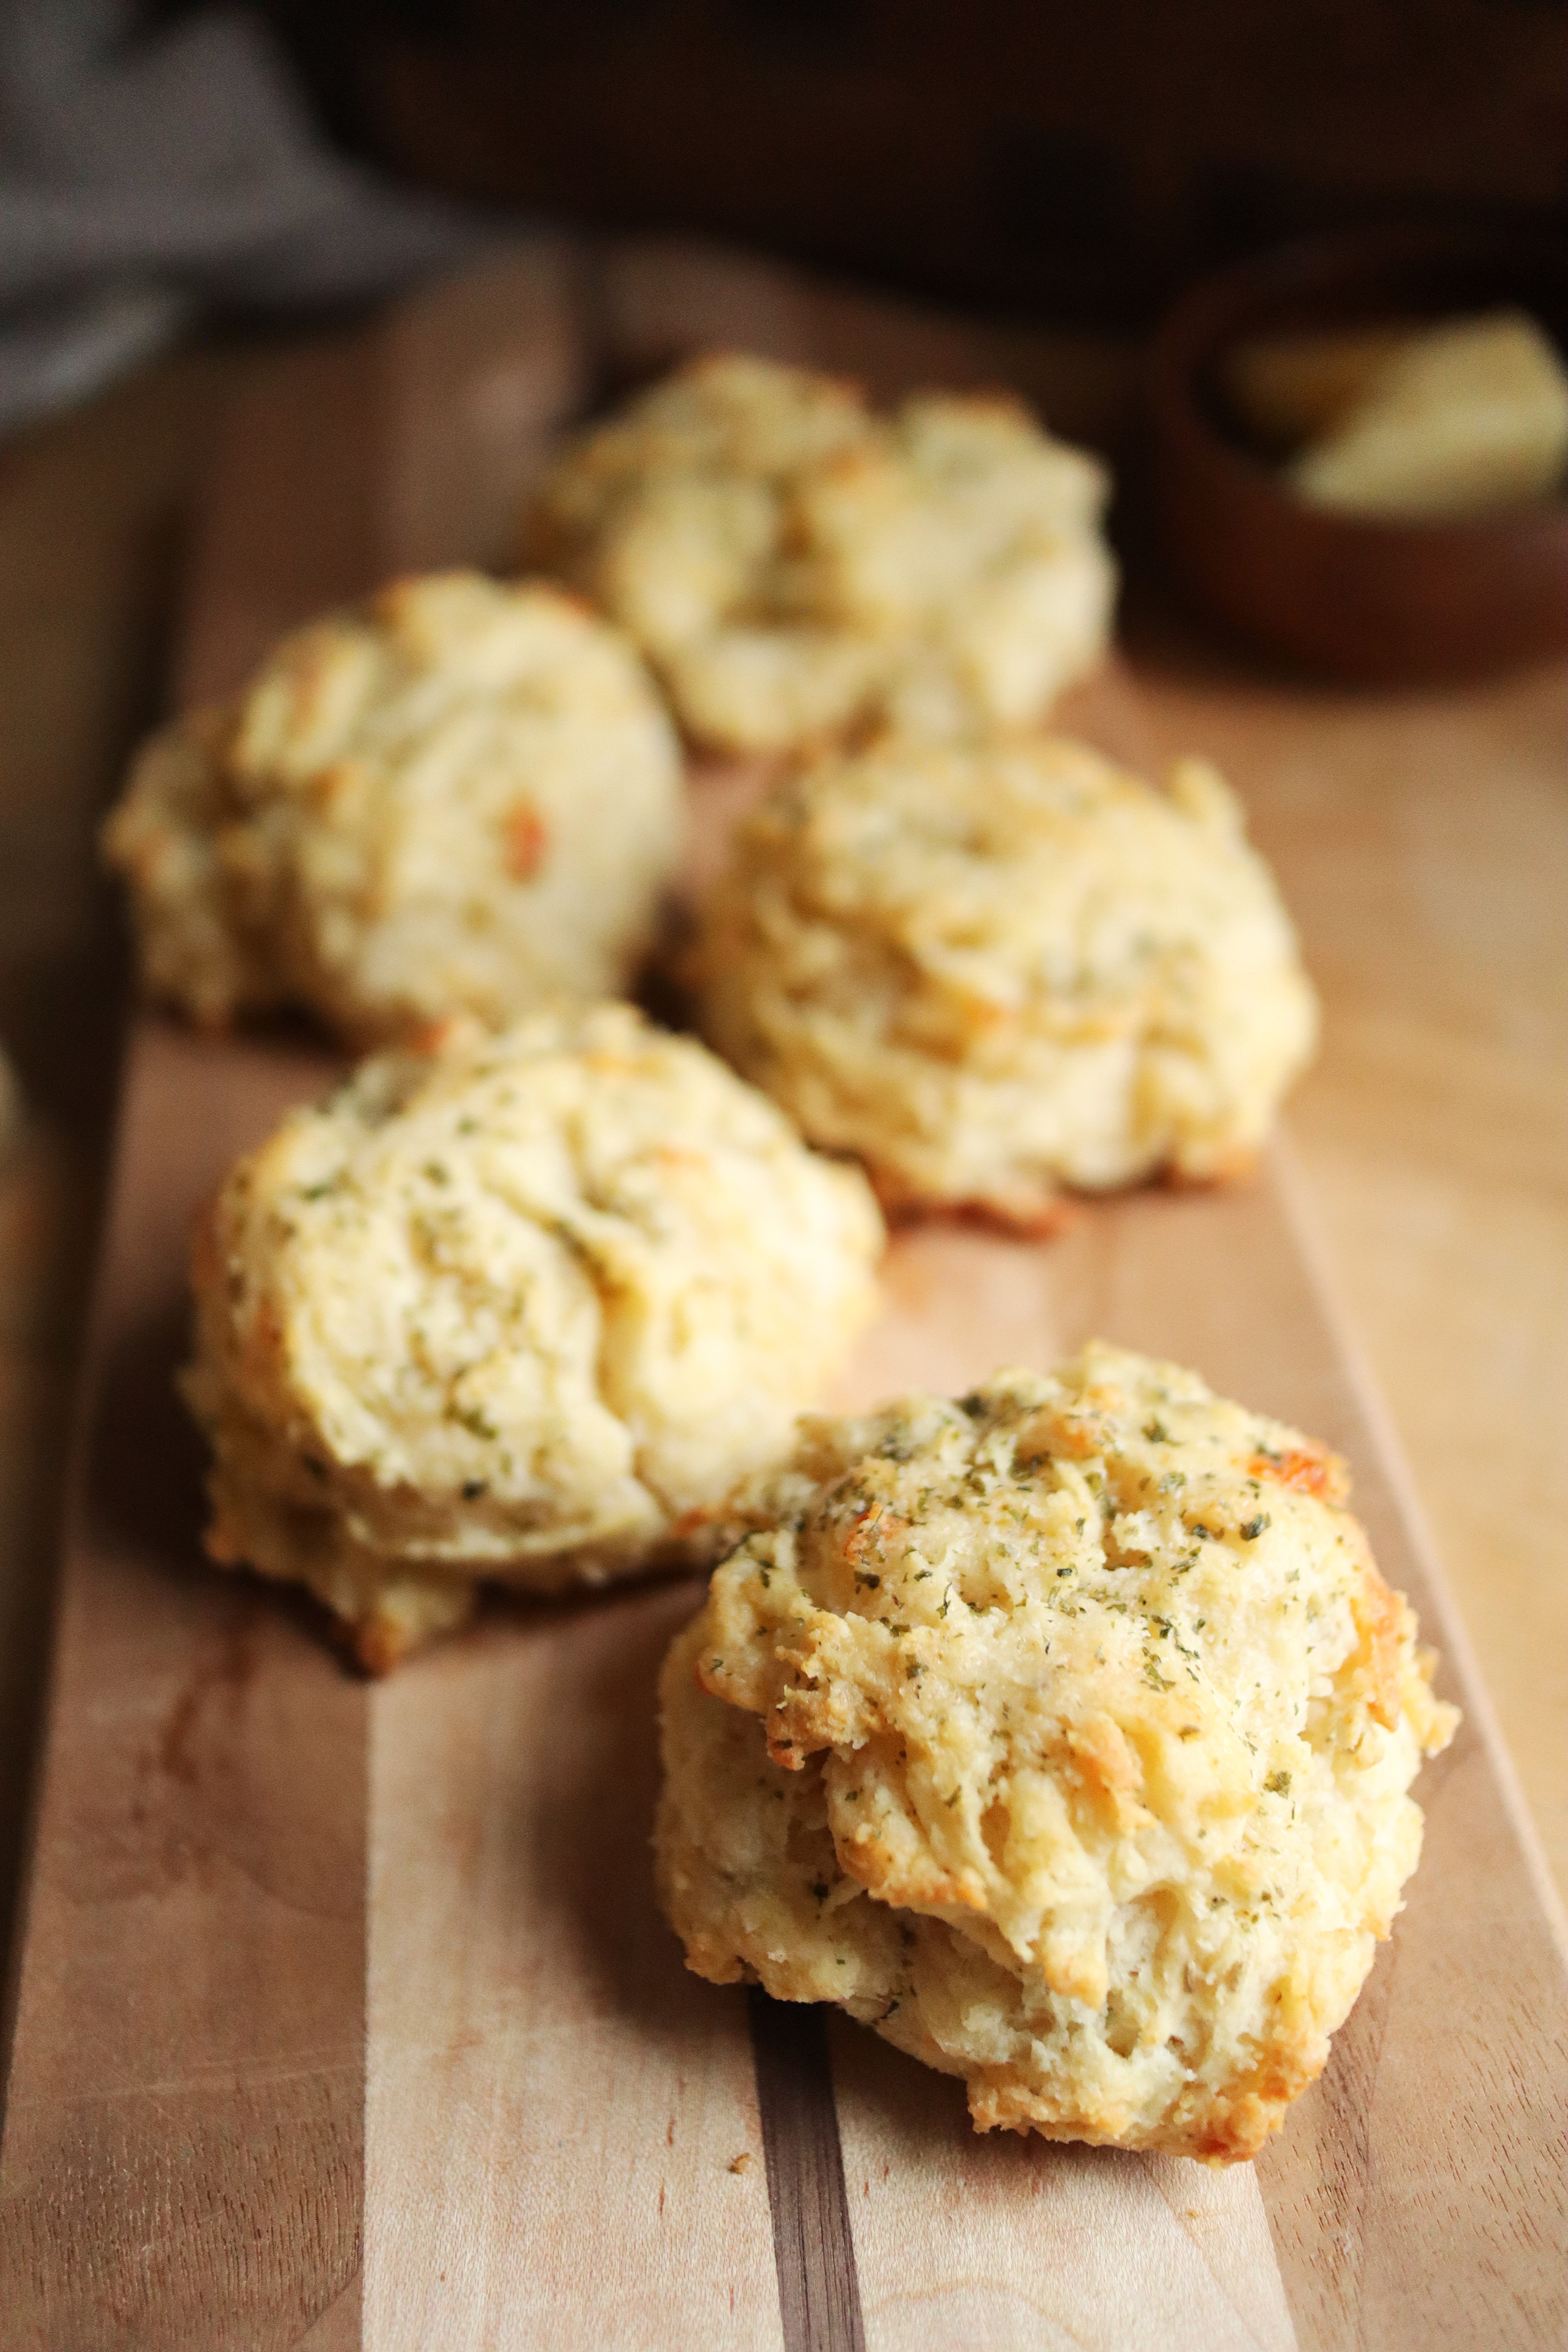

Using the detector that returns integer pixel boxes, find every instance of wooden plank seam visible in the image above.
[750,1989,867,2352]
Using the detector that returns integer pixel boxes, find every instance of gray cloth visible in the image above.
[0,0,486,432]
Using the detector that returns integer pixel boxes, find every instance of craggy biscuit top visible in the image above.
[528,352,1115,751]
[691,736,1318,1220]
[186,1002,884,1666]
[657,1344,1457,2161]
[104,571,683,1042]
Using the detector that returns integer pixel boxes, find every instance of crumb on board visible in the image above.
[728,2152,753,2175]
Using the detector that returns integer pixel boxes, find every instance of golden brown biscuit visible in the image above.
[656,1343,1457,2161]
[103,572,683,1044]
[528,352,1115,753]
[691,736,1318,1224]
[185,1002,884,1668]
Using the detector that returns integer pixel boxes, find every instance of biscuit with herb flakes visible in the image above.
[655,1342,1457,2161]
[184,1002,884,1669]
[103,571,683,1044]
[691,735,1316,1223]
[526,351,1114,753]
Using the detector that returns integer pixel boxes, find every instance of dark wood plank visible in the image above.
[751,1991,867,2352]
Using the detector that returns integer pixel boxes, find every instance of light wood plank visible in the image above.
[382,238,592,575]
[1114,621,1568,1894]
[365,1586,784,2350]
[831,2020,1296,2352]
[359,236,787,2350]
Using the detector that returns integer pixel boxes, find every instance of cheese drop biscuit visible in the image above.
[104,572,683,1044]
[527,352,1115,753]
[656,1343,1458,2161]
[184,1002,884,1668]
[691,736,1317,1223]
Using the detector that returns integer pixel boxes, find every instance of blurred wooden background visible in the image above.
[245,0,1567,321]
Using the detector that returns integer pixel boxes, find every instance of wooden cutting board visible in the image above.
[1,241,1562,2352]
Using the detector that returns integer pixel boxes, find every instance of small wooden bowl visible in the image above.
[1147,230,1568,681]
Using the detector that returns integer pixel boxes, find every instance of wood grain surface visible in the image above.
[0,239,1563,2350]
[0,1027,365,2352]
